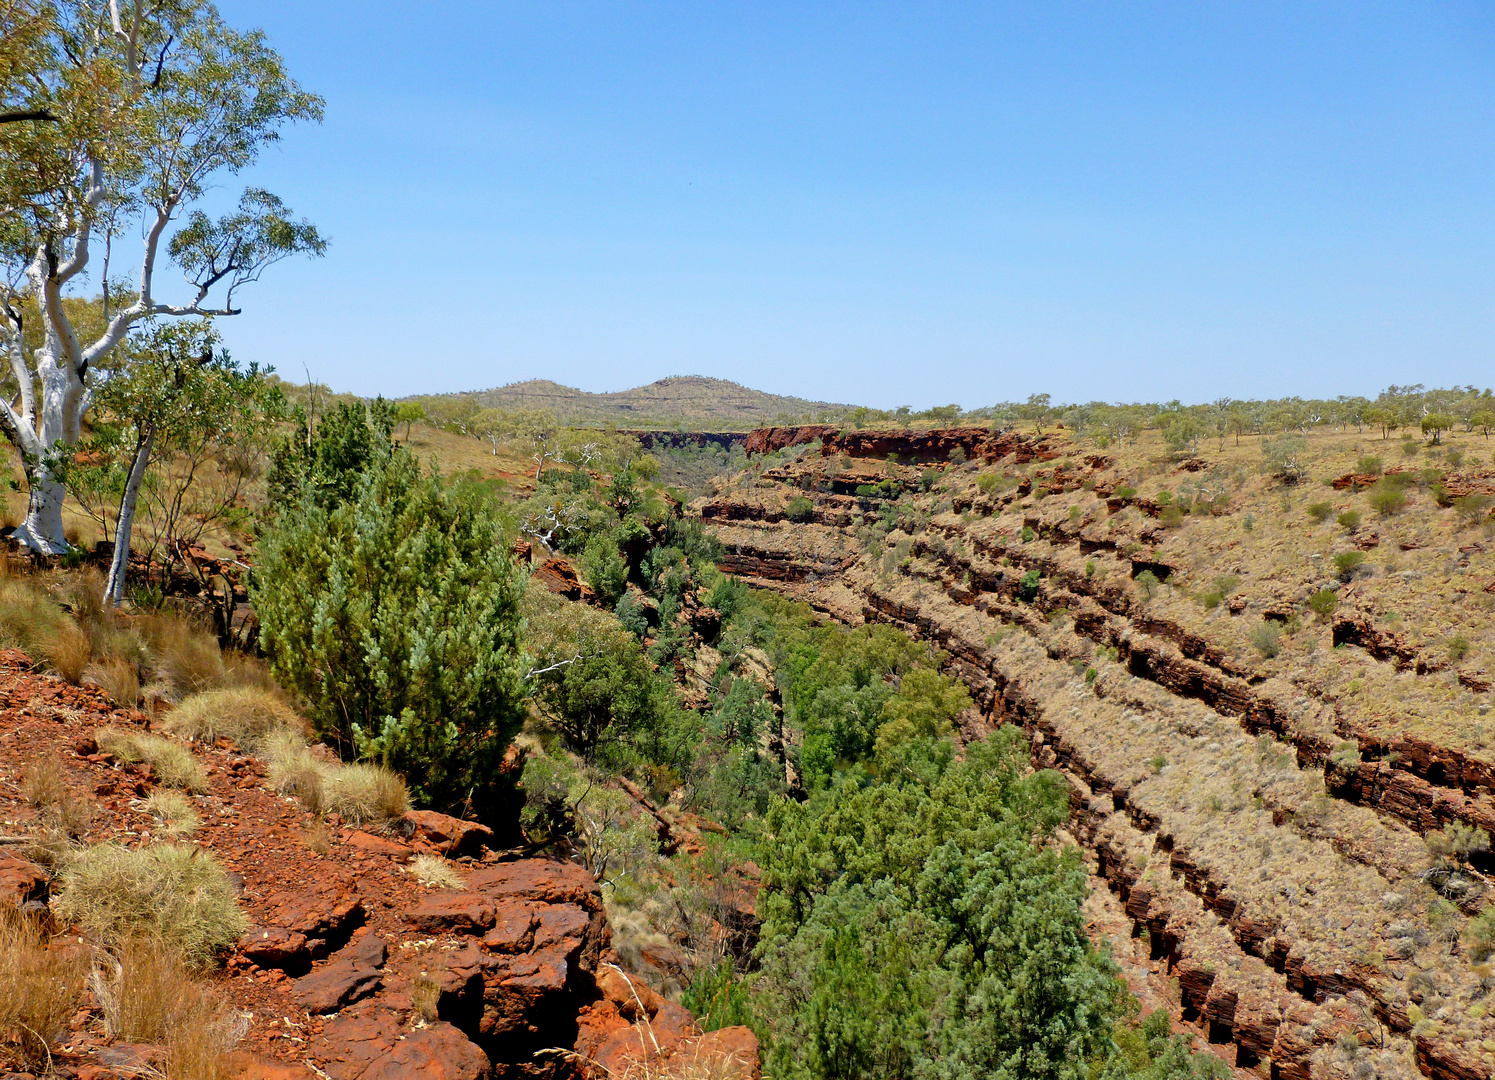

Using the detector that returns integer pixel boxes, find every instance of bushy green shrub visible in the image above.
[1134,569,1160,601]
[1337,509,1361,531]
[1249,621,1282,658]
[1018,568,1042,601]
[753,729,1115,1080]
[1020,526,1037,543]
[785,495,815,523]
[581,532,629,607]
[1368,479,1408,517]
[1306,501,1333,523]
[709,575,749,621]
[253,442,528,820]
[1354,456,1383,476]
[1449,634,1472,663]
[1332,551,1365,580]
[1307,588,1338,618]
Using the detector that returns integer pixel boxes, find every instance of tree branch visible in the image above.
[0,109,59,124]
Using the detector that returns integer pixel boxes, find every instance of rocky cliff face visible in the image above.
[694,426,1495,1080]
[0,656,759,1080]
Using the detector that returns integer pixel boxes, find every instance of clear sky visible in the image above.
[208,2,1495,410]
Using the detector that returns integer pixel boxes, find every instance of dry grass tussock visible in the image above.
[19,756,93,869]
[165,685,304,751]
[138,790,200,838]
[91,938,248,1080]
[0,570,260,708]
[52,842,248,967]
[21,754,66,808]
[409,853,465,890]
[137,611,227,698]
[0,911,88,1071]
[85,655,141,706]
[324,763,411,826]
[95,728,207,792]
[263,730,410,826]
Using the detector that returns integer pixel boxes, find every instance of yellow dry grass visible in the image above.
[0,912,88,1071]
[164,685,305,751]
[95,728,207,792]
[52,843,248,967]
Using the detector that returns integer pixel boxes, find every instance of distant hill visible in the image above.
[436,376,854,431]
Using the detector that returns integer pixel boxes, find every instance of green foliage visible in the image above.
[1354,456,1383,476]
[1332,551,1365,579]
[1368,479,1408,517]
[683,958,755,1032]
[1421,413,1454,443]
[1248,621,1282,658]
[526,586,673,763]
[615,592,650,638]
[919,468,941,492]
[1465,907,1495,963]
[709,575,749,621]
[253,437,527,820]
[1262,435,1307,482]
[753,728,1116,1080]
[1449,634,1472,663]
[1307,588,1338,618]
[786,495,815,523]
[1306,501,1333,523]
[1018,567,1042,601]
[1454,493,1493,526]
[1020,526,1037,543]
[581,532,629,607]
[1329,741,1361,770]
[977,472,1001,494]
[268,398,390,510]
[1337,509,1361,531]
[874,667,972,757]
[1426,822,1490,867]
[1134,570,1160,602]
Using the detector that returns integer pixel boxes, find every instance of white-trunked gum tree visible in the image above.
[0,0,324,553]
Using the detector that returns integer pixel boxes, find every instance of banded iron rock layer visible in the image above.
[693,426,1495,1080]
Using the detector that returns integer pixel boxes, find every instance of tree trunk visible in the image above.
[105,425,154,606]
[16,471,68,554]
[11,344,85,555]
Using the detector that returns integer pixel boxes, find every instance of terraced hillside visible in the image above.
[692,423,1495,1080]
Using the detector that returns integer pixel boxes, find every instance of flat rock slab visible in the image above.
[293,933,388,1015]
[404,893,496,934]
[313,1014,490,1080]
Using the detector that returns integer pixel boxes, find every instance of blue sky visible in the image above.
[209,2,1495,410]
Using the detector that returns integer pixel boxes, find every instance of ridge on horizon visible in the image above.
[413,374,855,431]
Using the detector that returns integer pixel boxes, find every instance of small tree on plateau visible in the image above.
[0,2,324,553]
[1421,413,1454,445]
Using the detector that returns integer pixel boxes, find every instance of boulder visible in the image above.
[0,853,48,909]
[396,810,495,857]
[237,926,310,973]
[262,881,365,946]
[345,831,414,859]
